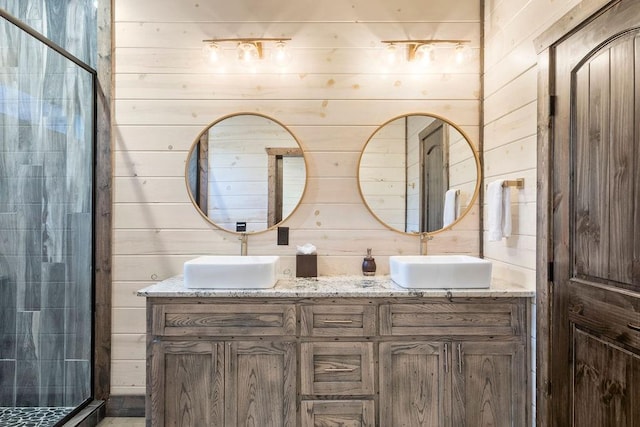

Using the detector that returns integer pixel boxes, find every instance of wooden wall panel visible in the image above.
[115,73,481,100]
[484,1,612,425]
[483,0,584,289]
[114,99,480,127]
[112,0,481,394]
[115,1,480,22]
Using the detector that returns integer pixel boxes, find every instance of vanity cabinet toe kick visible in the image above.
[145,297,531,427]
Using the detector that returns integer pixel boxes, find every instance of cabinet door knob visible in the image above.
[457,344,463,374]
[628,323,640,332]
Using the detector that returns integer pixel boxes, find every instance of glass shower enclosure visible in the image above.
[0,9,95,427]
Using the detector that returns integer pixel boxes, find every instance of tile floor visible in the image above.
[97,418,145,426]
[0,407,76,427]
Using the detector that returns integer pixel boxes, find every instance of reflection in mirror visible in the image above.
[358,114,479,234]
[186,113,306,233]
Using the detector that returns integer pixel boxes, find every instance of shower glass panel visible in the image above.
[0,12,94,427]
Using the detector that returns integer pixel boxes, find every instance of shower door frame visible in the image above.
[0,1,113,420]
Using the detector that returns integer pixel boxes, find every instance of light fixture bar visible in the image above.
[380,39,470,45]
[202,37,292,43]
[380,39,472,65]
[202,38,293,64]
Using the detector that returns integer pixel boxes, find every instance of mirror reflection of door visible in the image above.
[185,114,307,233]
[266,147,303,227]
[359,114,478,234]
[420,121,449,232]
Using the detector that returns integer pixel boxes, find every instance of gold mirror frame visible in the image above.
[357,113,481,236]
[185,112,308,234]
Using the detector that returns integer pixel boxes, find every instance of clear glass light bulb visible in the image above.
[238,42,259,63]
[414,44,434,66]
[384,43,399,66]
[455,43,469,64]
[271,41,292,67]
[203,43,222,64]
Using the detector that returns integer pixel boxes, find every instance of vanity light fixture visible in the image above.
[380,39,471,67]
[202,37,292,68]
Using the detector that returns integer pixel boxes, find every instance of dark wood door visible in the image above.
[551,1,640,425]
[421,123,447,231]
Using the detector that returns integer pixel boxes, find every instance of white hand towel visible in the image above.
[443,189,459,227]
[487,180,511,241]
[502,184,512,238]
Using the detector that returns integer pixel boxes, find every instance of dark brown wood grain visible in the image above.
[94,0,113,403]
[573,328,640,426]
[540,2,640,426]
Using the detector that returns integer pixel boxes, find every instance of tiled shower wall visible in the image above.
[0,1,96,409]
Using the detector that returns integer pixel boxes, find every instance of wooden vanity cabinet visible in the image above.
[379,302,528,427]
[146,297,529,427]
[147,302,297,427]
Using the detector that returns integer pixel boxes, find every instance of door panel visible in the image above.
[574,34,638,286]
[573,328,640,427]
[552,1,640,425]
[574,48,610,281]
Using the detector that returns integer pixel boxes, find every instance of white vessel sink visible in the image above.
[184,255,279,289]
[389,255,492,289]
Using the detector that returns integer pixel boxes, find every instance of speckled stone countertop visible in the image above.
[137,275,535,298]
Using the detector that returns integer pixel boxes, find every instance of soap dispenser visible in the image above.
[362,248,376,276]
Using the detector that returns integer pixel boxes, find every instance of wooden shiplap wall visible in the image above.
[482,0,611,423]
[112,0,481,394]
[482,0,588,286]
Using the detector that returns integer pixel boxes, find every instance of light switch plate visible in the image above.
[277,227,289,245]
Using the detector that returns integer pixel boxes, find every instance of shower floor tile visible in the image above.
[0,407,74,427]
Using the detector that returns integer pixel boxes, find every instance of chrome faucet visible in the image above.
[419,234,433,255]
[239,233,248,256]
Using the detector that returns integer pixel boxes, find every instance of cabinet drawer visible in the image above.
[380,302,522,337]
[152,303,296,336]
[301,400,375,427]
[301,305,376,337]
[301,342,374,395]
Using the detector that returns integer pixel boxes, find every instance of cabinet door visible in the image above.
[379,342,448,427]
[225,341,296,427]
[150,341,224,427]
[451,342,525,427]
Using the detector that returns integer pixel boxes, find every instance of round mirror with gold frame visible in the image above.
[185,112,308,233]
[358,113,480,234]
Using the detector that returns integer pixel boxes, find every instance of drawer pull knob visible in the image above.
[324,368,356,372]
[628,323,640,332]
[322,320,353,324]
